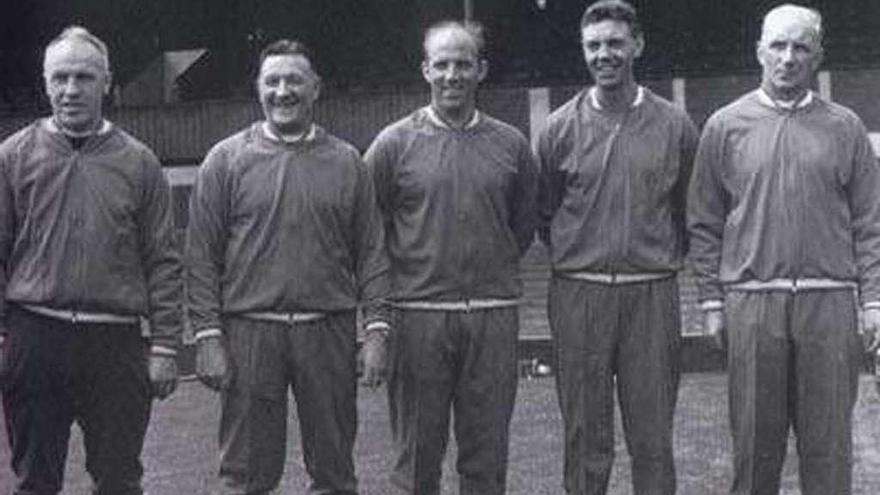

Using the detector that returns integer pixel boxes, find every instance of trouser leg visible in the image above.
[1,306,75,495]
[453,307,519,495]
[791,290,859,495]
[726,292,791,495]
[549,277,617,495]
[219,319,288,495]
[288,312,358,495]
[387,309,456,495]
[616,278,681,495]
[76,324,151,495]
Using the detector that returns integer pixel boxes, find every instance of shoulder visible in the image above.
[479,113,530,149]
[111,125,162,166]
[544,91,584,131]
[0,119,43,159]
[814,97,867,131]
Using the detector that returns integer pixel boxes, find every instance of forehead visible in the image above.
[761,14,820,46]
[581,19,635,41]
[424,29,479,61]
[44,39,106,74]
[259,54,315,78]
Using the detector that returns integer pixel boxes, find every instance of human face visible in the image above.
[581,19,643,91]
[43,39,110,134]
[422,29,487,120]
[257,54,320,136]
[757,14,822,101]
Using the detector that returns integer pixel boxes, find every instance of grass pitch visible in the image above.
[2,373,880,494]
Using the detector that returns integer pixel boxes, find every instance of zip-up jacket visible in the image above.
[687,90,880,304]
[364,108,537,302]
[537,87,698,274]
[0,119,181,349]
[185,123,390,333]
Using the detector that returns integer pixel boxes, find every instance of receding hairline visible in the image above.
[422,21,485,59]
[760,4,823,45]
[43,26,110,73]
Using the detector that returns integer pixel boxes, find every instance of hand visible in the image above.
[196,335,232,391]
[359,333,387,389]
[149,354,179,399]
[704,309,726,352]
[861,308,880,352]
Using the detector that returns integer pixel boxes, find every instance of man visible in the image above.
[688,4,880,494]
[0,26,181,495]
[186,39,390,495]
[364,21,536,495]
[536,1,697,494]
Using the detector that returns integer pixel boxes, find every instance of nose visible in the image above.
[276,79,292,96]
[62,77,81,96]
[779,45,796,65]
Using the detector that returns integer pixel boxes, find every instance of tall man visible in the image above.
[688,5,880,494]
[186,39,390,495]
[364,21,536,495]
[536,1,697,493]
[0,26,181,495]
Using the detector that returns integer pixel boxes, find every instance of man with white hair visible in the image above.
[0,26,181,494]
[688,4,880,494]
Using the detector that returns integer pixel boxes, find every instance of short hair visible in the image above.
[44,25,110,73]
[580,0,642,38]
[258,39,318,77]
[423,20,486,59]
[760,4,823,45]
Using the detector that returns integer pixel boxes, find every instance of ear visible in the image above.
[103,70,113,95]
[633,34,645,59]
[755,40,767,69]
[421,59,431,84]
[477,59,488,83]
[312,77,322,101]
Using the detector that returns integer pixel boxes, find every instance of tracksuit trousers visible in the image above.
[0,304,151,495]
[218,312,358,495]
[724,289,861,495]
[548,276,681,495]
[387,306,519,495]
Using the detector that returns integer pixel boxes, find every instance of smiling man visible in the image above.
[0,26,181,494]
[364,21,537,495]
[536,1,698,494]
[185,39,390,495]
[688,4,880,494]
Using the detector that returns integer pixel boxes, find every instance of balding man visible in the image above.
[0,26,181,494]
[688,4,880,494]
[364,20,536,495]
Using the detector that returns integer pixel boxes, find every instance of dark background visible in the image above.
[2,0,880,107]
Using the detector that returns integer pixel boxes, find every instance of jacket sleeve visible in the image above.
[846,118,880,305]
[510,137,538,255]
[0,149,14,336]
[673,113,700,257]
[536,120,565,247]
[687,115,728,303]
[350,158,391,327]
[138,151,183,351]
[184,147,229,334]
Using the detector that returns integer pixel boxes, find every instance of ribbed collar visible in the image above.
[44,118,112,137]
[756,88,814,110]
[424,105,481,130]
[261,122,317,143]
[588,85,645,110]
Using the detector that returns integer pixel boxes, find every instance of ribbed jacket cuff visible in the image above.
[195,328,223,342]
[150,345,178,357]
[700,299,724,312]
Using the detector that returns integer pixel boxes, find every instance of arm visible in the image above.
[536,122,565,247]
[672,114,700,255]
[185,148,233,390]
[509,138,538,255]
[0,150,14,339]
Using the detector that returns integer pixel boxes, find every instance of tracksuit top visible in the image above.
[185,123,390,333]
[364,107,537,302]
[537,87,698,275]
[0,119,182,349]
[687,90,880,304]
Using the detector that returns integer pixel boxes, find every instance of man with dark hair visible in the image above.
[688,4,880,494]
[364,20,537,495]
[537,1,697,493]
[0,25,181,495]
[186,38,390,494]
